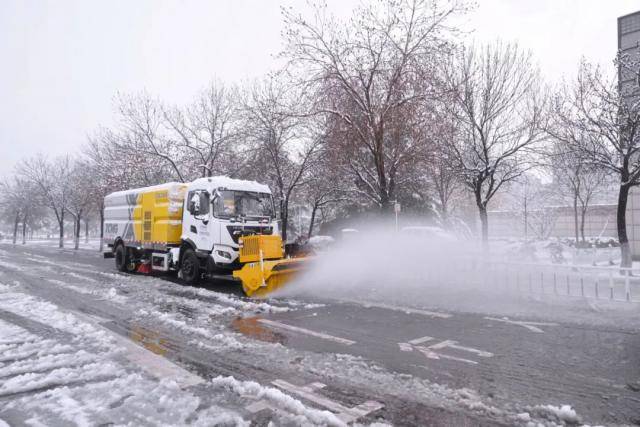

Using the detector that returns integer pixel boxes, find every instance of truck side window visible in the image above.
[198,191,210,215]
[187,191,198,214]
[212,193,223,217]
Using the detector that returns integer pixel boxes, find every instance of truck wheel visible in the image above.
[180,249,200,285]
[115,244,128,272]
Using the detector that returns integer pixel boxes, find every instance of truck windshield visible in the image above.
[213,190,274,220]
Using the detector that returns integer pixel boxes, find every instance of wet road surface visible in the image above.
[0,242,638,426]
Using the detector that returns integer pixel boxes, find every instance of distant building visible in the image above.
[488,205,617,240]
[619,11,640,259]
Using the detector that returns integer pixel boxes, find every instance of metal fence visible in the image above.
[484,262,639,303]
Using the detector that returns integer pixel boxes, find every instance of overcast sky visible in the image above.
[0,0,638,179]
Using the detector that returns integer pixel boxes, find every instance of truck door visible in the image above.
[185,190,214,251]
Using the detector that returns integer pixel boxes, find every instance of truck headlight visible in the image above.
[217,250,232,260]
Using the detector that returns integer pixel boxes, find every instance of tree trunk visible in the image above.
[474,185,489,245]
[617,184,632,268]
[74,217,80,250]
[580,207,587,243]
[573,192,579,244]
[21,215,27,245]
[59,210,65,248]
[478,205,489,245]
[12,212,19,245]
[523,194,528,240]
[281,199,289,243]
[308,203,318,239]
[99,204,105,252]
[440,200,449,227]
[84,219,89,244]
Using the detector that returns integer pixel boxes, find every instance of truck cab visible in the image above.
[179,177,279,275]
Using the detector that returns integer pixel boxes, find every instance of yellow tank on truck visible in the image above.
[103,183,187,248]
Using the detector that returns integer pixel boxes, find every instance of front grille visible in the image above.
[226,226,273,243]
[238,235,283,263]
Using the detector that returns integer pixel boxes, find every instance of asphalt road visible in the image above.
[0,242,638,426]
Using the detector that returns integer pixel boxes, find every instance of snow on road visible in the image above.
[2,242,625,426]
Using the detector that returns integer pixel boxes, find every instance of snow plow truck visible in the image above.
[103,177,305,297]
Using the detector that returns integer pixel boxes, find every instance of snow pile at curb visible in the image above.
[536,404,580,424]
[211,375,346,426]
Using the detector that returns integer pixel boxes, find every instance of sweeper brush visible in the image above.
[232,235,307,297]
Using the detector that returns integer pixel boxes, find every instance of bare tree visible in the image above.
[424,111,462,226]
[115,92,187,182]
[552,60,640,266]
[66,160,94,250]
[282,0,465,212]
[0,177,33,244]
[547,137,608,244]
[18,155,73,248]
[241,74,321,242]
[302,149,349,238]
[163,81,243,179]
[441,41,546,243]
[85,128,140,251]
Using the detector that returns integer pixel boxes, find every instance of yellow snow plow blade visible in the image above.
[233,257,307,297]
[232,235,307,297]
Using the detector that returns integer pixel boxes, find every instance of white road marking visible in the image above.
[257,319,356,346]
[484,316,558,333]
[272,379,384,423]
[398,342,413,352]
[408,335,434,345]
[348,300,451,319]
[400,337,493,365]
[416,347,479,365]
[428,340,494,358]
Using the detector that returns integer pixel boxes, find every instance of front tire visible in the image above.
[115,244,128,272]
[180,249,201,285]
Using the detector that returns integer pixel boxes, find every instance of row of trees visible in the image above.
[0,155,96,249]
[1,0,639,266]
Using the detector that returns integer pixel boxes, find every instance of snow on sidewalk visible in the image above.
[0,284,235,425]
[0,283,374,426]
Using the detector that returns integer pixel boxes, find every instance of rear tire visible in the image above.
[115,244,128,272]
[180,249,200,285]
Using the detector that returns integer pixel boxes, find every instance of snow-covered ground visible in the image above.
[0,238,103,252]
[0,242,635,425]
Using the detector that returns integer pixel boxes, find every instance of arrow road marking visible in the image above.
[399,337,493,365]
[408,335,434,345]
[257,319,356,345]
[428,339,494,357]
[416,347,479,365]
[484,316,558,333]
[398,342,413,352]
